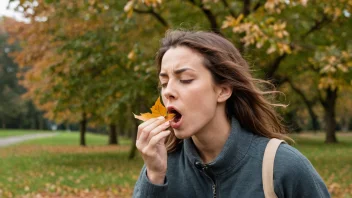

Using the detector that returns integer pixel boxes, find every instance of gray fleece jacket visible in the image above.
[133,118,330,198]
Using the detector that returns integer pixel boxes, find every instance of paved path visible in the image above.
[0,133,58,147]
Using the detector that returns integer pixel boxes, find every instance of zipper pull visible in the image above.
[212,184,217,198]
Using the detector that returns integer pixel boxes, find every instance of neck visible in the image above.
[191,106,231,164]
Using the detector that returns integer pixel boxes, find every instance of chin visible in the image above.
[173,128,193,139]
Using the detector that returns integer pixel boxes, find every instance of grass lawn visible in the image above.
[0,130,351,197]
[0,130,53,138]
[0,132,142,198]
[19,132,131,146]
[290,132,352,197]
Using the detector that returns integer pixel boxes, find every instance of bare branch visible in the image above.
[285,77,320,131]
[133,8,150,14]
[265,53,287,80]
[221,0,236,17]
[307,62,320,73]
[133,8,169,28]
[187,0,222,35]
[286,77,313,106]
[243,0,251,17]
[252,2,262,12]
[302,14,330,39]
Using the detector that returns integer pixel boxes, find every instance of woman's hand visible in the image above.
[136,116,171,184]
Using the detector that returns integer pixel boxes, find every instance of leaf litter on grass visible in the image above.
[291,133,352,198]
[19,185,133,198]
[0,144,143,198]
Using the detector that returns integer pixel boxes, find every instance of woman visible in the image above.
[133,30,330,198]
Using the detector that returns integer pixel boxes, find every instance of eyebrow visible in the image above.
[159,68,195,77]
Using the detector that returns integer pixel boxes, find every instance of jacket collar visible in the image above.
[184,117,254,175]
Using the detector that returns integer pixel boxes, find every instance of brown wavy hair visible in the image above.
[156,30,292,152]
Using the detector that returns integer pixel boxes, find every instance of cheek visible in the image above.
[186,86,217,114]
[189,81,217,101]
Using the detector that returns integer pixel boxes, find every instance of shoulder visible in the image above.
[274,143,330,197]
[246,134,270,160]
[274,143,315,178]
[247,134,311,169]
[248,135,329,197]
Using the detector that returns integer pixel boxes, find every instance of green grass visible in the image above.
[0,151,142,197]
[0,130,351,197]
[0,130,131,146]
[0,130,53,138]
[0,131,141,197]
[20,132,111,146]
[290,132,352,197]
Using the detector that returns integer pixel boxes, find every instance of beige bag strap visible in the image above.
[262,138,284,198]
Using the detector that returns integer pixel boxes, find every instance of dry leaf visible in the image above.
[133,97,175,121]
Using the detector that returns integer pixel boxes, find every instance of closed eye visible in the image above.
[180,79,193,84]
[160,79,193,89]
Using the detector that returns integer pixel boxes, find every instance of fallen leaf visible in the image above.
[133,97,175,121]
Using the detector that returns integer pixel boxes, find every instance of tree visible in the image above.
[0,17,26,128]
[7,0,351,149]
[220,0,352,142]
[7,0,161,147]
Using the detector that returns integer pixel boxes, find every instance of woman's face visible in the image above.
[160,46,223,139]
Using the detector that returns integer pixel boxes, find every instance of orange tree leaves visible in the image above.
[134,97,174,121]
[7,0,352,145]
[7,0,163,130]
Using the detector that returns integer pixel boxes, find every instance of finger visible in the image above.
[137,117,162,140]
[147,121,170,143]
[147,130,171,148]
[140,131,170,159]
[137,118,159,140]
[139,117,166,141]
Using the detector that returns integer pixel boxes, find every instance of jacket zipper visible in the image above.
[202,165,217,198]
[212,184,217,198]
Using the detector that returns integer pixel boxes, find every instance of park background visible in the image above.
[0,0,351,197]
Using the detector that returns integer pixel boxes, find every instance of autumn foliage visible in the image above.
[1,0,352,197]
[134,97,174,122]
[4,0,352,143]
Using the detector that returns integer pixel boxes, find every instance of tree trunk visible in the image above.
[116,126,119,144]
[309,110,320,132]
[30,117,36,129]
[323,88,338,143]
[19,114,23,129]
[80,112,87,146]
[1,118,5,129]
[65,122,71,132]
[286,78,320,132]
[35,113,40,130]
[265,54,287,80]
[119,118,126,137]
[340,117,349,132]
[128,119,139,160]
[108,123,118,145]
[243,0,251,16]
[39,115,44,130]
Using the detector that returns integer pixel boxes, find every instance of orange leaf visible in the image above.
[133,97,175,121]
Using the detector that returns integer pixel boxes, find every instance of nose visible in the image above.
[162,81,177,101]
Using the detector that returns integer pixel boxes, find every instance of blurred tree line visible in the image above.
[0,21,46,130]
[0,0,351,154]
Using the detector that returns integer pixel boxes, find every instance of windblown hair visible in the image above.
[156,30,292,153]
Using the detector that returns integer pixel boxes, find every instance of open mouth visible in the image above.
[169,109,182,123]
[168,108,182,126]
